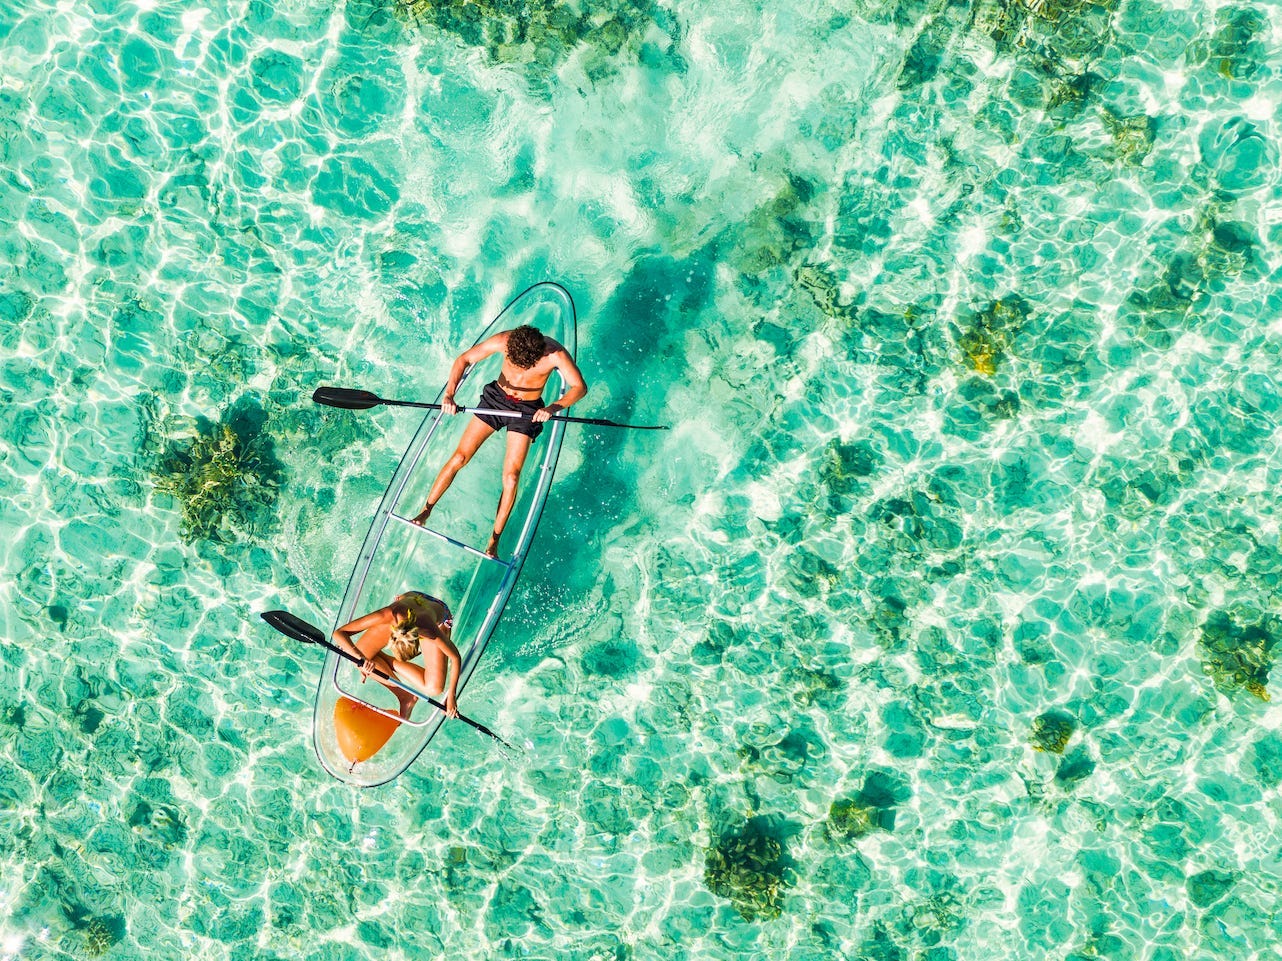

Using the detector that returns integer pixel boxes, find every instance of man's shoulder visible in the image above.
[541,337,569,356]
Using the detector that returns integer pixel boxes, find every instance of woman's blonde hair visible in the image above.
[389,609,420,660]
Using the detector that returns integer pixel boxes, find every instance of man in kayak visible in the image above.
[332,591,460,719]
[411,324,588,556]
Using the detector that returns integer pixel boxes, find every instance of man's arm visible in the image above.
[535,350,588,421]
[443,333,507,412]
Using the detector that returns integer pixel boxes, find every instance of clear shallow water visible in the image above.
[2,0,1281,957]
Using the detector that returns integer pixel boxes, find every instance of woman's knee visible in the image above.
[423,661,447,694]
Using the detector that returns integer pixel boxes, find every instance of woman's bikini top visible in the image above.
[401,591,454,630]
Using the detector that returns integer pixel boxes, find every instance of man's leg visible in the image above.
[484,431,534,557]
[412,417,496,526]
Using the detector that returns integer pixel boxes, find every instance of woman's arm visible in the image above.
[425,630,463,717]
[332,607,389,661]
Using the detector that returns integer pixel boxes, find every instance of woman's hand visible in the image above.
[444,692,459,719]
[359,656,378,682]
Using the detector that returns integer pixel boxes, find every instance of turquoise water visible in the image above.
[2,0,1282,957]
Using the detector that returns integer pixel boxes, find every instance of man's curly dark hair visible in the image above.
[506,326,546,369]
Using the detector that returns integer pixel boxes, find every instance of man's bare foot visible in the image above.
[394,689,417,720]
[484,531,501,558]
[411,503,433,527]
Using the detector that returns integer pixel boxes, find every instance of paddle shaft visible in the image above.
[402,400,669,430]
[312,387,669,430]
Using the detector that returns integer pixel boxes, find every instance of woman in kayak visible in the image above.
[331,591,461,719]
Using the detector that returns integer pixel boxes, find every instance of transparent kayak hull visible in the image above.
[313,282,576,786]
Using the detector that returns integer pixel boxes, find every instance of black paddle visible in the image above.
[313,386,670,431]
[260,610,516,752]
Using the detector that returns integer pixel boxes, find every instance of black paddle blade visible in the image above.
[312,386,383,410]
[261,610,327,645]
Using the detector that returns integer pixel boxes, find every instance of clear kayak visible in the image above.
[313,281,577,787]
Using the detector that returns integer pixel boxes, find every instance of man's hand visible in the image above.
[533,403,562,423]
[442,395,458,416]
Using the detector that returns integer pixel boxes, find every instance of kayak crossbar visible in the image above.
[389,513,513,566]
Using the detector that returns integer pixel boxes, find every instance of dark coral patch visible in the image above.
[703,818,792,921]
[151,401,285,545]
[1031,709,1077,754]
[1198,610,1277,701]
